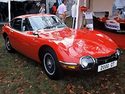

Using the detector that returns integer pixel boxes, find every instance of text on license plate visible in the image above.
[98,61,117,72]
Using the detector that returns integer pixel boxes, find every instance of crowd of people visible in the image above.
[0,1,46,22]
[0,0,73,24]
[56,0,67,22]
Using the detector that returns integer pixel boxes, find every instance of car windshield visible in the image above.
[28,15,67,31]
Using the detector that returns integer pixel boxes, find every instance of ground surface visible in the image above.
[0,25,125,94]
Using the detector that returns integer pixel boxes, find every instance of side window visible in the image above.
[23,18,33,31]
[10,18,22,31]
[10,20,14,28]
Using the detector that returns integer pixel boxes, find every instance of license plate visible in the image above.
[98,61,117,72]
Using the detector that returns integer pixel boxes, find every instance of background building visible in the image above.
[89,0,114,17]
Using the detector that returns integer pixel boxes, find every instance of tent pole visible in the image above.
[46,0,49,13]
[75,0,87,29]
[8,0,11,22]
[75,0,80,29]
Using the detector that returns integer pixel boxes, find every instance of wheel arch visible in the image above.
[3,32,8,40]
[38,45,58,63]
[38,45,63,80]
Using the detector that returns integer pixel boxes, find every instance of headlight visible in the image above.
[80,56,96,69]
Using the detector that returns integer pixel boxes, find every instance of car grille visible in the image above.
[96,53,118,65]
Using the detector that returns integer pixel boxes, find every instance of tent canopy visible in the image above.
[0,0,39,2]
[0,0,42,22]
[0,0,8,2]
[0,0,28,3]
[0,0,27,22]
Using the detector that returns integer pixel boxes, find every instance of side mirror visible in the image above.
[33,31,39,37]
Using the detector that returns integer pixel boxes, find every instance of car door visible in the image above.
[9,18,25,53]
[20,18,40,61]
[9,18,40,61]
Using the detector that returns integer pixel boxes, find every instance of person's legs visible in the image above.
[72,17,75,28]
[112,4,117,16]
[59,14,65,22]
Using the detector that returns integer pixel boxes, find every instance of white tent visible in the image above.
[0,0,27,2]
[0,0,88,28]
[75,0,86,29]
[0,0,41,22]
[0,0,11,22]
[0,0,27,22]
[114,0,125,9]
[0,0,49,21]
[0,0,8,2]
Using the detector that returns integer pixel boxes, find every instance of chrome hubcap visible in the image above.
[43,53,56,75]
[6,37,11,51]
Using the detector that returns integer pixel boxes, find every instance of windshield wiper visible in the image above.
[37,28,43,31]
[44,26,56,29]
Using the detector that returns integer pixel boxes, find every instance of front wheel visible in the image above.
[41,48,63,80]
[5,36,15,53]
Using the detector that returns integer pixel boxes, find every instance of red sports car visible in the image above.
[2,14,121,80]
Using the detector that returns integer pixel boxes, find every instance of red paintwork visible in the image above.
[80,6,88,12]
[99,30,125,50]
[99,17,109,22]
[2,14,118,68]
[97,17,125,49]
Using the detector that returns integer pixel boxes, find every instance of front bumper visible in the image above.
[60,52,120,72]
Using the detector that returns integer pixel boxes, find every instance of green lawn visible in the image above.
[0,27,125,94]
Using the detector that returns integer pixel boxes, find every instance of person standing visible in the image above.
[51,3,57,15]
[57,0,67,22]
[39,3,46,14]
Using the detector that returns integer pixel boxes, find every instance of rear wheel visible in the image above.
[5,36,15,53]
[41,48,63,80]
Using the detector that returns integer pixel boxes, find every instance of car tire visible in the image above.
[5,36,15,53]
[41,48,63,80]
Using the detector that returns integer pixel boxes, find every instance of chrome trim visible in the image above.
[80,55,96,64]
[79,55,96,69]
[59,61,78,66]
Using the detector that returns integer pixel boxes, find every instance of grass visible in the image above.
[0,26,125,94]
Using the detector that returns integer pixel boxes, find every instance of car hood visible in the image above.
[38,28,118,60]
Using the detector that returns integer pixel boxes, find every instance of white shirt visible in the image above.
[71,4,77,18]
[57,3,67,14]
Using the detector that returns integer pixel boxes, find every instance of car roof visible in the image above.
[14,14,55,19]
